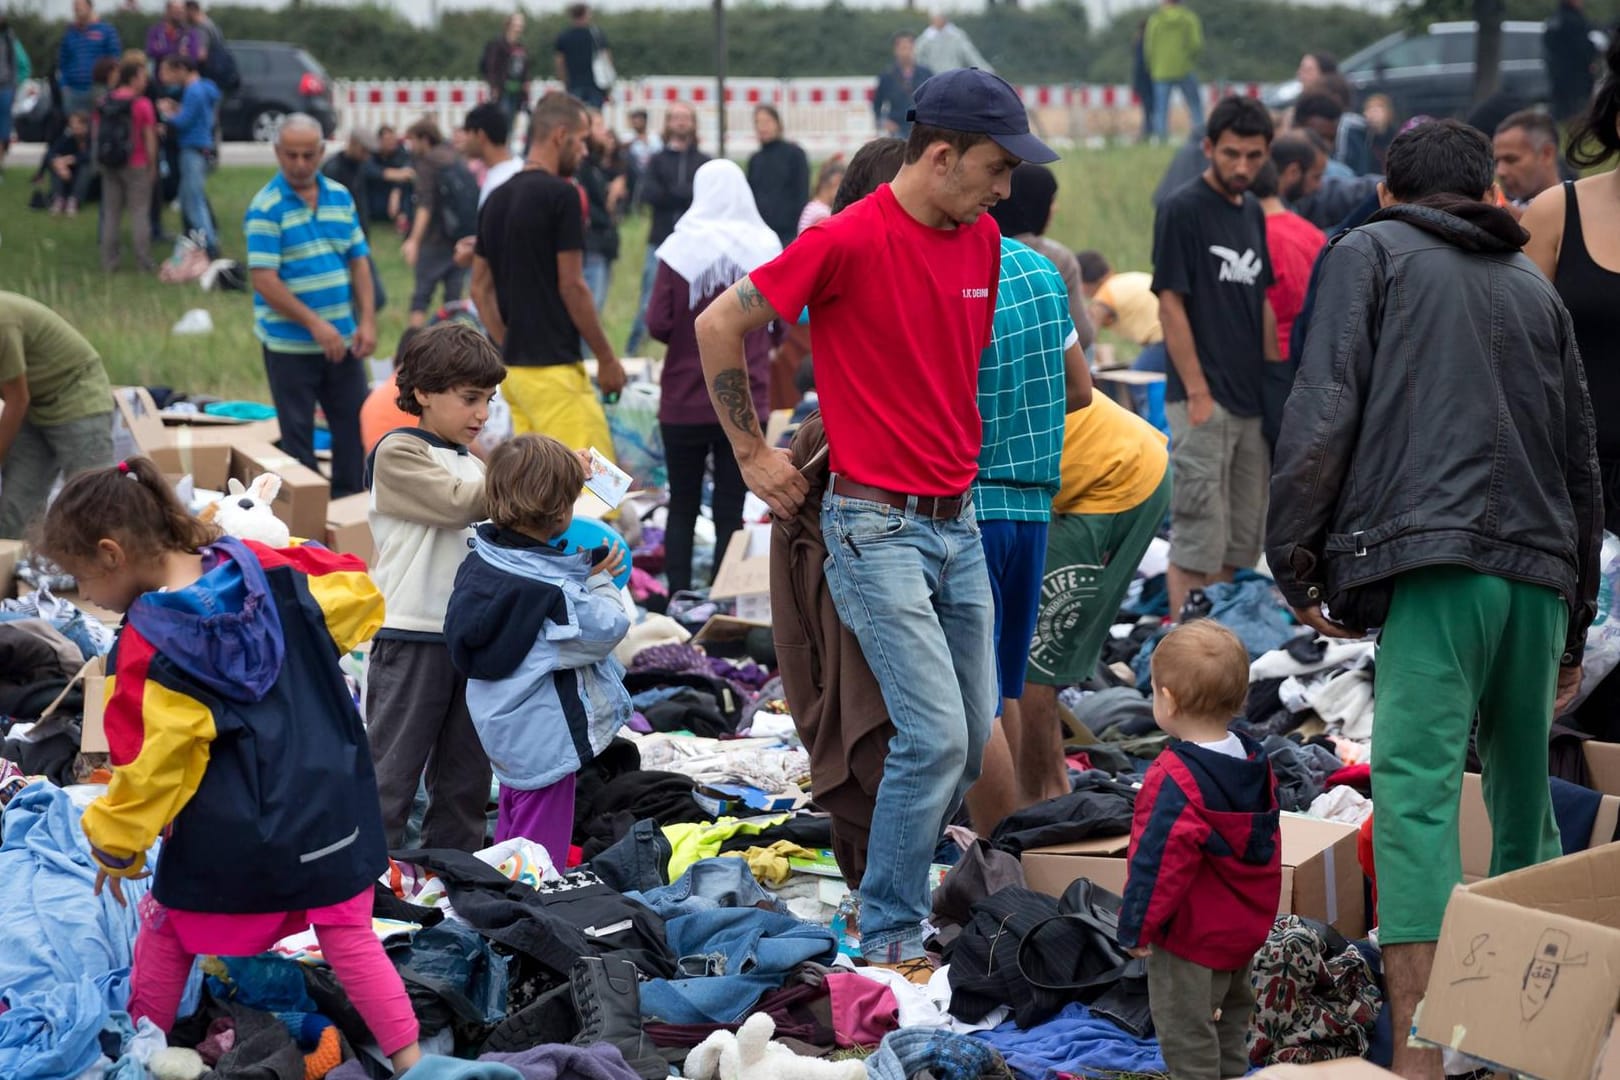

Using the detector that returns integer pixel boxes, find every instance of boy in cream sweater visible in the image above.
[365,322,506,851]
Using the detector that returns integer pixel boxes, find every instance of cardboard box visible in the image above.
[1587,740,1620,798]
[1020,812,1367,937]
[39,656,107,752]
[1253,1063,1401,1080]
[1459,771,1620,883]
[693,783,809,817]
[228,442,330,541]
[764,409,794,448]
[708,523,771,626]
[111,386,236,489]
[324,493,375,566]
[0,538,23,598]
[1417,843,1620,1080]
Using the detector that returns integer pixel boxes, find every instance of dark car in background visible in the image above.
[220,41,338,142]
[10,39,337,144]
[1265,20,1608,119]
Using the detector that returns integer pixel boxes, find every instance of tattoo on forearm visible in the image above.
[735,278,767,314]
[712,368,760,438]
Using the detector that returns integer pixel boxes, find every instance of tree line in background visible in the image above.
[8,0,1617,87]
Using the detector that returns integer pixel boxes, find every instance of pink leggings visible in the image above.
[128,906,421,1056]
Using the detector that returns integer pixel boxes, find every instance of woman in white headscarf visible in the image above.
[647,158,783,595]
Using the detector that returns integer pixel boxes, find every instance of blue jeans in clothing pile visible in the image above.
[628,856,786,919]
[821,486,996,962]
[638,907,837,1024]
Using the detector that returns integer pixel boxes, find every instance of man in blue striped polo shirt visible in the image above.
[246,114,377,498]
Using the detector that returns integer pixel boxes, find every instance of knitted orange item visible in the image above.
[303,1025,342,1080]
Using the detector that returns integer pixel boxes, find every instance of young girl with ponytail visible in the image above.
[37,457,421,1073]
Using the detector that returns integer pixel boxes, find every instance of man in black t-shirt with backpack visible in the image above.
[401,117,479,328]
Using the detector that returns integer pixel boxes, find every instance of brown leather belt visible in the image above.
[829,476,967,520]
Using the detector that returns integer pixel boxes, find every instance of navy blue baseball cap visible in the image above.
[907,68,1059,165]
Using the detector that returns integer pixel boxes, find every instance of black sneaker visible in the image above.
[1178,587,1213,624]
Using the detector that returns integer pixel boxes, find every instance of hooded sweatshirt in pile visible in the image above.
[444,524,632,790]
[1118,730,1281,969]
[83,537,388,920]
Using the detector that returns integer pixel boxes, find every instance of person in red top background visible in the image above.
[1119,620,1281,1080]
[100,56,159,273]
[695,68,1057,982]
[1255,133,1327,448]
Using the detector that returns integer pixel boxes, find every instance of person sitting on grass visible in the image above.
[43,112,94,216]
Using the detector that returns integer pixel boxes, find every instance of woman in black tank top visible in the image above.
[1524,42,1620,532]
[1553,180,1620,531]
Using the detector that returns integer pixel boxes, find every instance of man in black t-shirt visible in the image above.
[472,91,626,456]
[554,3,610,109]
[1151,94,1279,621]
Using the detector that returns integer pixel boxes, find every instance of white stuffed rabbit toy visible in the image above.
[201,474,291,548]
[684,1013,866,1080]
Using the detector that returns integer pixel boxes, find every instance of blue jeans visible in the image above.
[627,856,785,919]
[638,907,838,1024]
[821,486,996,961]
[178,147,218,256]
[583,251,612,312]
[1151,75,1204,139]
[625,246,659,354]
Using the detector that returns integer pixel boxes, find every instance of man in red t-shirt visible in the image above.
[696,69,1056,982]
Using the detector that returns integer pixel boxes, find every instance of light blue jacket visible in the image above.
[445,524,632,790]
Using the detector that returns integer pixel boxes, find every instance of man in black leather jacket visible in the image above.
[1266,118,1602,1080]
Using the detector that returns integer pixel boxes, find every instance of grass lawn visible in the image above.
[0,141,1174,401]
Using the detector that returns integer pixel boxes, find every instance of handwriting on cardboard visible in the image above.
[1445,928,1591,1021]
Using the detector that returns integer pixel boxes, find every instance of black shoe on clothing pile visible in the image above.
[483,979,577,1054]
[571,956,670,1080]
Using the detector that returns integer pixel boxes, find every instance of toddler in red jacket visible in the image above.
[1118,620,1282,1080]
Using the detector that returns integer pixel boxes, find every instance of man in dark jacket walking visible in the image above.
[625,102,708,354]
[1545,0,1597,122]
[1267,119,1601,1080]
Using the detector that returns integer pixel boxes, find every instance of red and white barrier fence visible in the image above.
[335,76,1267,156]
